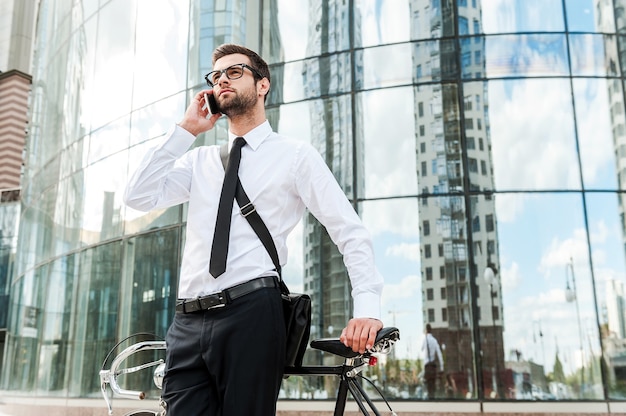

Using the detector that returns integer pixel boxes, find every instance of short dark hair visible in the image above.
[212,43,270,83]
[426,323,432,333]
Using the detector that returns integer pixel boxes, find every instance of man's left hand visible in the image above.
[340,318,383,354]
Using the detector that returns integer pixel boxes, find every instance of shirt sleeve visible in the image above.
[293,144,383,320]
[124,124,197,211]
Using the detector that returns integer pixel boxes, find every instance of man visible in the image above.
[124,43,383,415]
[421,323,444,400]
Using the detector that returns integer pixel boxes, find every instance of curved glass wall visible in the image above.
[3,0,626,404]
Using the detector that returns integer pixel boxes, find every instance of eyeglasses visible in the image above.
[204,63,264,87]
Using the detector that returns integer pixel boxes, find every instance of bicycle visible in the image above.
[100,326,400,416]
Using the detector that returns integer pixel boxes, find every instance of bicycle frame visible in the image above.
[100,327,399,416]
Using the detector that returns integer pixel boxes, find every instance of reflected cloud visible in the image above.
[538,228,589,278]
[500,260,521,291]
[381,273,421,305]
[385,242,421,263]
[489,79,580,191]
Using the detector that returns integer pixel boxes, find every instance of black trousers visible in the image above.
[162,285,286,415]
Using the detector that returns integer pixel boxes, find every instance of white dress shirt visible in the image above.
[422,333,444,371]
[124,120,383,320]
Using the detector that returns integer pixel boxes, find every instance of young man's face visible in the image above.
[211,53,262,117]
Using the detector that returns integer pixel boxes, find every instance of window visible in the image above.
[421,142,426,152]
[421,161,427,176]
[479,137,484,151]
[486,214,494,232]
[427,288,434,300]
[420,125,425,136]
[469,158,478,173]
[428,308,435,323]
[438,244,443,257]
[440,265,446,279]
[442,308,448,321]
[481,160,487,175]
[426,267,433,280]
[472,215,481,232]
[492,305,499,321]
[467,136,475,149]
[441,287,446,299]
[423,220,430,236]
[418,102,424,117]
[425,244,432,258]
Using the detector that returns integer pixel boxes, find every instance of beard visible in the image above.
[219,87,257,117]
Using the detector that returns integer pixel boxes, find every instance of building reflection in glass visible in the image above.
[4,0,626,406]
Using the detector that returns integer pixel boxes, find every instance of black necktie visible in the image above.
[209,137,246,278]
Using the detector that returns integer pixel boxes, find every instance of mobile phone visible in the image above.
[204,92,220,114]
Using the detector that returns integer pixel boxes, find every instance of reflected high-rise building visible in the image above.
[410,0,503,396]
[301,0,363,365]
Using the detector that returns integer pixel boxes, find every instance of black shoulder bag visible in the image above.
[219,144,311,368]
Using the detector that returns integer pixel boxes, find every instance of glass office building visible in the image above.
[3,0,626,405]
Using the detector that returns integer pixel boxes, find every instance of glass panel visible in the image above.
[411,40,445,84]
[359,87,417,199]
[272,53,352,104]
[494,192,603,400]
[570,34,615,76]
[0,199,19,329]
[76,0,100,21]
[68,242,122,396]
[573,78,620,190]
[587,193,626,399]
[90,0,137,130]
[53,173,88,255]
[355,0,411,47]
[132,0,189,111]
[36,255,76,392]
[81,152,128,243]
[357,43,413,89]
[463,81,495,192]
[566,0,611,32]
[481,0,565,34]
[76,13,99,137]
[267,0,349,63]
[487,79,581,191]
[485,34,569,78]
[130,92,187,147]
[359,198,428,399]
[88,115,130,165]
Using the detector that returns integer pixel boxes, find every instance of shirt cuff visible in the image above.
[352,291,382,321]
[158,124,197,156]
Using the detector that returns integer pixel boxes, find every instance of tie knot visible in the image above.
[234,137,246,148]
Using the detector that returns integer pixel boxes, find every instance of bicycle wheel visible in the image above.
[122,411,160,416]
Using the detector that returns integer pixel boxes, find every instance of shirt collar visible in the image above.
[227,120,272,152]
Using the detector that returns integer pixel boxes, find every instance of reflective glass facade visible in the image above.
[3,0,626,404]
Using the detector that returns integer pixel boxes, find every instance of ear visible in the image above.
[257,78,270,97]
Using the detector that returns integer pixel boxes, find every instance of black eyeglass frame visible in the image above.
[204,63,264,87]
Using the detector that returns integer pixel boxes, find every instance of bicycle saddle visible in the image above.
[310,326,400,358]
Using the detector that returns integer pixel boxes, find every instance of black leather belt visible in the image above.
[176,276,278,314]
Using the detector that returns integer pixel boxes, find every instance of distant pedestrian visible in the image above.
[421,323,443,399]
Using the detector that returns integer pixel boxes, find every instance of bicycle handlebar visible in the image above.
[99,340,166,415]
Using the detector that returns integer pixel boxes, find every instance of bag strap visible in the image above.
[219,144,288,294]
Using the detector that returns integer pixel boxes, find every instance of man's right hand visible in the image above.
[178,90,221,136]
